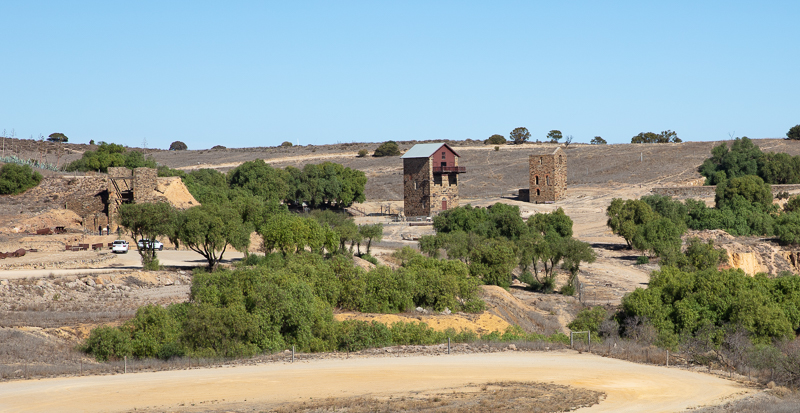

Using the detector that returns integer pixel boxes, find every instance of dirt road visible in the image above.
[0,351,750,413]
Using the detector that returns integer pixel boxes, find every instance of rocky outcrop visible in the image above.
[686,230,800,276]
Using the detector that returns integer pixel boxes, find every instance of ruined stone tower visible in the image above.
[527,146,566,203]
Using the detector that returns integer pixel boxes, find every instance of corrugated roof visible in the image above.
[401,143,460,159]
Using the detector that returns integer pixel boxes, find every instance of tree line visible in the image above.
[418,203,595,294]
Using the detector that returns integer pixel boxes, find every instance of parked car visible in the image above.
[137,239,164,251]
[111,240,129,254]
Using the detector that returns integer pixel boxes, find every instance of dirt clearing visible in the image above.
[0,351,751,413]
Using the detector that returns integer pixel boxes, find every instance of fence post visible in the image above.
[588,331,591,352]
[666,350,669,366]
[292,345,295,363]
[570,332,573,348]
[124,356,127,374]
[448,337,451,355]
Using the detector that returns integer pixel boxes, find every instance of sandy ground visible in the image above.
[0,351,751,413]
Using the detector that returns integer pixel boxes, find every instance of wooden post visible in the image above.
[666,350,669,366]
[448,337,451,354]
[292,345,295,363]
[124,356,127,374]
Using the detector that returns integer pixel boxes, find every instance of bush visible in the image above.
[0,163,43,195]
[568,306,607,333]
[65,142,157,173]
[360,254,378,265]
[636,256,650,265]
[357,149,369,158]
[83,326,132,361]
[485,134,506,145]
[211,145,227,150]
[281,141,293,147]
[560,284,575,296]
[169,141,188,151]
[373,141,401,157]
[590,136,607,145]
[787,124,800,140]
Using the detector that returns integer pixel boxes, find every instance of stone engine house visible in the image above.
[402,143,466,217]
[524,146,567,203]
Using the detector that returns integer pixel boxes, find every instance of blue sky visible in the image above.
[2,1,799,149]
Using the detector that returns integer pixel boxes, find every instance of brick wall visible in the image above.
[528,147,566,203]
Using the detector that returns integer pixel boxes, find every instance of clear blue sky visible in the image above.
[2,1,799,149]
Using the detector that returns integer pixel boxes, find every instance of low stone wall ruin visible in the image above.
[652,183,800,198]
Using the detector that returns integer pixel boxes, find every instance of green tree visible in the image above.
[47,132,68,143]
[65,142,157,173]
[758,152,800,184]
[485,134,506,145]
[373,141,401,157]
[358,223,383,255]
[775,212,800,245]
[631,130,680,144]
[559,237,597,292]
[228,159,289,201]
[632,217,683,258]
[469,238,517,288]
[715,175,772,210]
[510,127,531,144]
[681,237,728,271]
[169,141,188,151]
[787,124,800,140]
[606,199,657,248]
[117,202,176,270]
[546,129,562,143]
[173,203,251,270]
[698,137,763,185]
[0,164,43,195]
[590,136,607,145]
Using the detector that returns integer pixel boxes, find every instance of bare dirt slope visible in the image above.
[0,351,751,413]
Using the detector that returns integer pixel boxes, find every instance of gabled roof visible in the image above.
[401,143,461,159]
[528,146,565,156]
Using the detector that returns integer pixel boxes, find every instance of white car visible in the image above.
[137,239,164,251]
[111,240,129,254]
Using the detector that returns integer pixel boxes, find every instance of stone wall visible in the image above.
[403,157,431,217]
[133,167,159,203]
[651,183,800,198]
[528,147,566,203]
[430,156,460,214]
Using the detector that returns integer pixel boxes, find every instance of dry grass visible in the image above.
[689,390,800,412]
[270,381,603,413]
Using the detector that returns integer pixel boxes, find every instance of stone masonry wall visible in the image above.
[403,157,431,217]
[429,156,459,214]
[133,167,159,203]
[528,148,566,203]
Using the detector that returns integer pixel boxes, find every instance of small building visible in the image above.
[401,143,466,218]
[523,146,566,203]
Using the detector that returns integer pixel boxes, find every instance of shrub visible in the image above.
[0,163,43,195]
[169,141,188,151]
[568,306,607,333]
[83,326,132,361]
[360,254,378,265]
[485,134,506,145]
[89,139,95,145]
[787,124,800,140]
[636,256,650,265]
[590,136,607,145]
[357,149,369,158]
[211,145,227,150]
[560,284,575,296]
[281,141,293,147]
[494,146,499,151]
[373,141,401,157]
